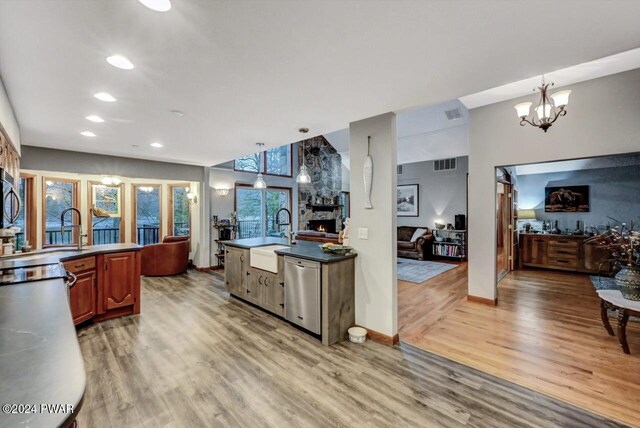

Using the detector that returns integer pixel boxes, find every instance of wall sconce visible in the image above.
[187,191,198,205]
[214,188,230,196]
[101,176,121,186]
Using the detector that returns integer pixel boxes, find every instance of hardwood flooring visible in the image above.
[399,265,640,427]
[75,270,620,427]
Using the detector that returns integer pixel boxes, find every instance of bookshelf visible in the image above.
[432,229,467,260]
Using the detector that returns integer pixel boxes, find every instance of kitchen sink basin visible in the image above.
[250,245,288,273]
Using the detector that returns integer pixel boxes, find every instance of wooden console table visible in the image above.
[598,289,640,354]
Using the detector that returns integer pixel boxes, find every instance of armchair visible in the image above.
[141,235,190,276]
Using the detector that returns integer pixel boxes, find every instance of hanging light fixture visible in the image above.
[296,127,311,184]
[514,75,571,132]
[253,142,267,189]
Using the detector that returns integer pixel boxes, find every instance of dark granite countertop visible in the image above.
[0,243,142,270]
[0,279,85,428]
[222,238,356,263]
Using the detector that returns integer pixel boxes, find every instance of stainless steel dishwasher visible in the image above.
[284,256,321,334]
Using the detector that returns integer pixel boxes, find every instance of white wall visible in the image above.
[468,68,640,300]
[397,156,467,228]
[349,112,397,337]
[0,75,20,153]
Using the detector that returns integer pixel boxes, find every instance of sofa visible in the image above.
[397,226,433,260]
[141,235,190,276]
[295,230,340,244]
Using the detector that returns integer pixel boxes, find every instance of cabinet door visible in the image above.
[262,271,284,316]
[245,268,263,305]
[69,270,96,325]
[103,252,136,310]
[522,237,547,265]
[224,246,244,296]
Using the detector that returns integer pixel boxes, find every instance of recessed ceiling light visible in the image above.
[106,55,134,70]
[94,92,116,102]
[150,142,163,148]
[85,115,104,123]
[138,0,172,12]
[80,131,96,137]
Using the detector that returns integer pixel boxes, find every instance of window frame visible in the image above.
[18,173,37,249]
[42,176,80,248]
[233,144,293,178]
[87,180,125,245]
[234,183,293,238]
[131,184,163,245]
[168,183,192,238]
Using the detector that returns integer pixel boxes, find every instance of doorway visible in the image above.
[496,168,516,282]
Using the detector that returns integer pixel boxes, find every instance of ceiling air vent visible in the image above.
[434,158,457,171]
[444,108,462,121]
[397,164,403,175]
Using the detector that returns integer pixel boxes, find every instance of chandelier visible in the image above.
[514,76,571,132]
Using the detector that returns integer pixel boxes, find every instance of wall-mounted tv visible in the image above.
[544,185,590,212]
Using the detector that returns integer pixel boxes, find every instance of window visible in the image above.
[234,144,292,177]
[132,185,162,245]
[88,182,124,245]
[235,185,291,239]
[14,175,36,250]
[43,178,79,246]
[169,185,191,236]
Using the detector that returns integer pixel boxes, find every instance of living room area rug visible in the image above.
[397,258,458,283]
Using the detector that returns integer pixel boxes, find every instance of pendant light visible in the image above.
[296,127,311,184]
[253,142,267,189]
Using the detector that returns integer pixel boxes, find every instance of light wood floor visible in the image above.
[74,270,620,427]
[399,265,640,426]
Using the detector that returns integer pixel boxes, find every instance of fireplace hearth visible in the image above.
[307,219,336,234]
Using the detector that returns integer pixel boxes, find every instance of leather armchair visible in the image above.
[141,235,190,276]
[397,226,433,260]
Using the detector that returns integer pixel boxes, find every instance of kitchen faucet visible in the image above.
[61,207,87,250]
[275,208,296,245]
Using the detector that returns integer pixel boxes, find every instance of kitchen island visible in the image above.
[0,244,142,427]
[222,238,356,345]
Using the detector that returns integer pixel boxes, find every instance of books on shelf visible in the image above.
[432,243,462,257]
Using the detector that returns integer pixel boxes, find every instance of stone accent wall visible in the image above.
[298,136,343,232]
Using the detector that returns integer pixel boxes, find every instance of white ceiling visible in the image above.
[515,153,640,176]
[1,1,640,166]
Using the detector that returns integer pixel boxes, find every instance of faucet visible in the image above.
[275,208,295,245]
[61,207,87,250]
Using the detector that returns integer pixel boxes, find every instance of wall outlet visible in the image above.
[358,228,369,239]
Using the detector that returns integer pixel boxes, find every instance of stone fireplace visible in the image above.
[298,136,343,232]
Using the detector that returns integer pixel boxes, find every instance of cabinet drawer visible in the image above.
[549,239,579,248]
[64,256,96,273]
[548,248,579,258]
[548,257,579,269]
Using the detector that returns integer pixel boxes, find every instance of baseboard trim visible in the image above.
[357,325,399,346]
[467,295,498,306]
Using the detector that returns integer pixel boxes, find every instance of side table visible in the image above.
[597,289,640,354]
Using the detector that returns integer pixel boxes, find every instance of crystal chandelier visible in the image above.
[514,76,571,132]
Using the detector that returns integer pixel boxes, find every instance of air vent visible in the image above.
[397,164,403,175]
[434,158,457,171]
[444,108,462,121]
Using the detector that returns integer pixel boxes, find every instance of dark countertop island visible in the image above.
[221,238,357,263]
[0,279,85,428]
[0,243,143,427]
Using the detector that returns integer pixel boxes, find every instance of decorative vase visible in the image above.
[363,136,373,209]
[615,266,640,301]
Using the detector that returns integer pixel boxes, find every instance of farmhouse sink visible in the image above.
[250,245,288,273]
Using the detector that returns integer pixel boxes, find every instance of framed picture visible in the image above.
[397,184,419,217]
[92,185,122,217]
[545,185,590,212]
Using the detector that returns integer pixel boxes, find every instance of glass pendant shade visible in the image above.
[514,102,532,118]
[296,164,311,184]
[254,173,266,189]
[535,103,553,120]
[550,90,571,108]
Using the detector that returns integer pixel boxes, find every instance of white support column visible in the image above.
[349,112,398,338]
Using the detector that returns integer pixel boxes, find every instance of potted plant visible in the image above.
[586,221,640,300]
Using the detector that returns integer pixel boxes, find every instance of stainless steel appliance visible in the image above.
[284,256,321,334]
[0,167,20,228]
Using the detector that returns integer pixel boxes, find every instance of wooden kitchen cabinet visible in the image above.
[245,267,264,305]
[224,246,247,298]
[64,256,97,325]
[100,252,137,311]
